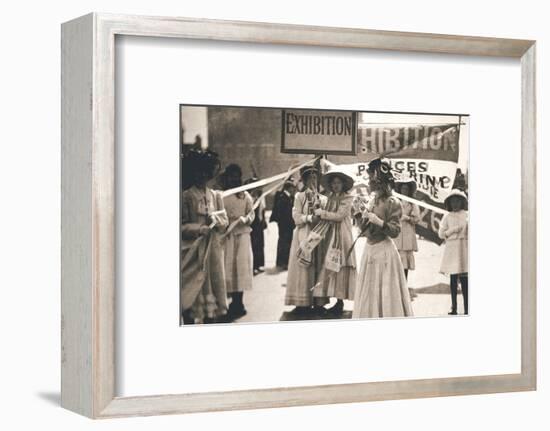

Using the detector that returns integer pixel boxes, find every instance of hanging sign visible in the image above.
[281,109,357,155]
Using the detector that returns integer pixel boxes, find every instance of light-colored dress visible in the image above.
[394,201,420,270]
[285,189,328,306]
[223,192,254,293]
[180,186,229,322]
[352,194,413,319]
[438,210,468,275]
[313,192,357,301]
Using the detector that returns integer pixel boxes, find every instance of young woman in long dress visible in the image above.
[352,158,413,319]
[312,170,357,316]
[180,150,229,324]
[285,166,328,315]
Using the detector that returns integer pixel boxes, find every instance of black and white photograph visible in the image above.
[180,105,469,325]
[2,0,546,426]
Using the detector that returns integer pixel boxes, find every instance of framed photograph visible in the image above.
[61,13,536,418]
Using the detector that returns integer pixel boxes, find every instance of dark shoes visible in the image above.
[182,310,195,325]
[312,306,327,317]
[253,268,265,276]
[327,300,344,316]
[215,313,233,324]
[227,304,247,320]
[290,306,310,315]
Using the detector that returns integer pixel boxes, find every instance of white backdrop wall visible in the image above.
[0,0,547,429]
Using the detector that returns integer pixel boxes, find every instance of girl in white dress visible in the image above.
[393,180,420,280]
[438,189,468,315]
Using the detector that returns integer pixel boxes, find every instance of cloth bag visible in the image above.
[297,229,324,266]
[324,223,342,273]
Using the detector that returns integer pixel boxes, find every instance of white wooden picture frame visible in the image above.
[61,12,536,418]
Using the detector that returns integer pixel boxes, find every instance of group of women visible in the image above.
[180,148,469,325]
[285,158,415,318]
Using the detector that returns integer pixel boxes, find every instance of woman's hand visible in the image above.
[314,208,323,216]
[365,211,384,227]
[199,225,211,236]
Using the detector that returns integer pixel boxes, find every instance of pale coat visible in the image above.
[438,209,468,275]
[394,201,420,270]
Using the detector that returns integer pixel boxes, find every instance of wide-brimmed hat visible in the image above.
[394,179,417,196]
[444,189,468,211]
[300,165,319,181]
[321,169,355,193]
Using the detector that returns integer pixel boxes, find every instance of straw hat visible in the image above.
[320,169,355,193]
[443,189,468,211]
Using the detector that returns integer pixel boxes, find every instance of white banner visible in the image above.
[389,158,457,203]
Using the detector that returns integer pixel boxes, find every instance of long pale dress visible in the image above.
[285,189,328,306]
[180,186,229,322]
[438,210,468,275]
[352,194,413,319]
[393,201,420,270]
[313,192,357,301]
[223,192,255,293]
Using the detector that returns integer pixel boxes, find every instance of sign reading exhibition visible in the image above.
[281,109,356,155]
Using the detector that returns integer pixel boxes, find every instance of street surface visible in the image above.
[236,211,466,324]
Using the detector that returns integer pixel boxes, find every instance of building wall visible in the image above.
[207,106,358,181]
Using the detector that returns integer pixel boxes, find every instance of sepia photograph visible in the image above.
[180,105,469,325]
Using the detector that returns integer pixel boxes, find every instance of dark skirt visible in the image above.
[250,225,265,269]
[276,226,293,268]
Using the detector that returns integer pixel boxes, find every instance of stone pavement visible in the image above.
[235,213,466,324]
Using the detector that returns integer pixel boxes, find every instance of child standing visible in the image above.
[438,189,469,315]
[312,169,357,316]
[222,164,255,319]
[393,179,420,281]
